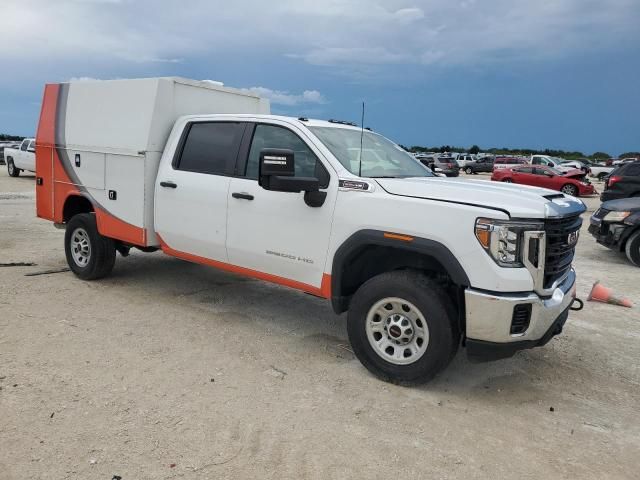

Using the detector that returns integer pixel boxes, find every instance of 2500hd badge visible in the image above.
[266,250,314,264]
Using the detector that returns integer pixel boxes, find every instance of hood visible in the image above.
[375,177,586,219]
[563,168,586,179]
[601,197,640,212]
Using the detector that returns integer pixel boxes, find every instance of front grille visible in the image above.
[543,214,582,289]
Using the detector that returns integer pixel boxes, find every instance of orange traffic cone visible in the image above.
[587,281,633,308]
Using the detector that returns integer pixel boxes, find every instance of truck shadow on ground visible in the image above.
[102,251,595,397]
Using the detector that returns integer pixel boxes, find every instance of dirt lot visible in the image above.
[1,169,638,480]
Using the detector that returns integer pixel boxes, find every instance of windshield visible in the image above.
[308,127,433,178]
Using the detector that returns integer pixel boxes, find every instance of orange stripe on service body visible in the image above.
[35,84,59,147]
[95,207,147,246]
[157,234,332,299]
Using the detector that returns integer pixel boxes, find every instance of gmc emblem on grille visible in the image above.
[567,231,579,246]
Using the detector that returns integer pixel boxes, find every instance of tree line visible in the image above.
[0,134,25,141]
[402,144,639,161]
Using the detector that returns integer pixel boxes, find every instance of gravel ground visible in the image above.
[0,169,638,480]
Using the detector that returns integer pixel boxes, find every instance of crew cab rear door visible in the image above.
[154,121,247,262]
[226,121,337,291]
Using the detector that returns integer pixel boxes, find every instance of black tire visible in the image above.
[347,270,459,384]
[561,184,579,197]
[625,230,640,267]
[502,178,513,183]
[464,167,473,174]
[64,213,116,280]
[7,158,19,177]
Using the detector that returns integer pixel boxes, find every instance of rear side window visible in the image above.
[20,141,28,151]
[619,163,640,176]
[176,122,245,175]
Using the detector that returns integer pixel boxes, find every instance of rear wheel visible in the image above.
[625,230,640,267]
[597,172,607,181]
[64,213,116,280]
[502,178,513,183]
[7,158,19,177]
[561,184,579,196]
[347,271,459,384]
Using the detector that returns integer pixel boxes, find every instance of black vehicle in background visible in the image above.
[589,197,640,266]
[464,157,494,174]
[601,161,640,201]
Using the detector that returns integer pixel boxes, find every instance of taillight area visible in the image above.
[607,176,622,189]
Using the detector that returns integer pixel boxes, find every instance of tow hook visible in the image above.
[570,298,584,311]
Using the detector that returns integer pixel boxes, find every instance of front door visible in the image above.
[155,121,247,261]
[226,122,337,290]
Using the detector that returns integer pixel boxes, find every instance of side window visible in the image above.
[625,164,640,176]
[28,140,36,151]
[20,140,28,151]
[246,124,330,188]
[518,167,533,173]
[176,122,245,175]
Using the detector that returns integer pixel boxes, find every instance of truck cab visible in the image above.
[35,78,586,384]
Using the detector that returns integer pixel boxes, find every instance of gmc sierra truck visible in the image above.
[35,78,586,384]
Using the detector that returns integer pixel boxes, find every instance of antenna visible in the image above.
[358,101,365,177]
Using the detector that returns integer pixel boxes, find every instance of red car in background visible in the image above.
[491,165,597,197]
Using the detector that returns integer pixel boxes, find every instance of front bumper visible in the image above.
[464,268,577,362]
[589,219,633,251]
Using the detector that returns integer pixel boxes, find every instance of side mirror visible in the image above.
[258,148,326,207]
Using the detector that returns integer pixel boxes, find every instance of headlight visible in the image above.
[602,211,630,223]
[475,218,544,267]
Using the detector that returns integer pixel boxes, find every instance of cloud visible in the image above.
[240,87,326,106]
[0,0,638,74]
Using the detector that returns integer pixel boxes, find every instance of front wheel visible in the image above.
[7,158,19,177]
[64,213,116,280]
[347,271,459,384]
[464,167,473,174]
[502,178,513,183]
[625,230,640,267]
[561,184,579,196]
[597,172,607,181]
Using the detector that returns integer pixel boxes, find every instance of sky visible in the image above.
[1,0,639,156]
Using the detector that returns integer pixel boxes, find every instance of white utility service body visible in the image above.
[36,78,586,383]
[4,138,36,176]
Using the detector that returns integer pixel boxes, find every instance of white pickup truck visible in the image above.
[4,138,36,177]
[35,78,586,384]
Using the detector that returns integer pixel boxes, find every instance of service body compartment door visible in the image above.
[226,123,336,289]
[154,121,246,262]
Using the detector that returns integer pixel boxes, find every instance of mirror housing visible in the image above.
[259,148,320,193]
[259,148,295,179]
[258,148,326,207]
